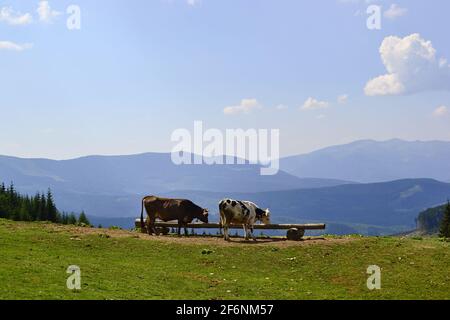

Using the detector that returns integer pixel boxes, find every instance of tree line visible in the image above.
[439,202,450,238]
[0,183,90,226]
[417,201,450,238]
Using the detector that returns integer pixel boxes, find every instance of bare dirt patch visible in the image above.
[135,234,357,247]
[32,222,358,247]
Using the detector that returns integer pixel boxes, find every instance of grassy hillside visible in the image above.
[0,219,449,300]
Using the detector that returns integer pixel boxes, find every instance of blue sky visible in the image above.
[1,0,449,159]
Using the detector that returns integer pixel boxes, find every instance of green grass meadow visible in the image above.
[0,219,449,300]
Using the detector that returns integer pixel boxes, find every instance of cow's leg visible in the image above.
[152,223,159,235]
[223,221,230,241]
[219,216,223,236]
[184,224,189,236]
[250,226,257,241]
[147,212,157,235]
[146,218,150,235]
[224,226,229,241]
[177,222,182,236]
[149,222,157,236]
[243,225,250,241]
[145,217,150,235]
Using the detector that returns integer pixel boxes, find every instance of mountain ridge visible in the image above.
[281,139,450,182]
[48,178,450,236]
[0,152,352,196]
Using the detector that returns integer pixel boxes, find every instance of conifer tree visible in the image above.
[78,211,90,226]
[46,189,58,222]
[0,181,86,226]
[61,212,69,225]
[439,202,450,238]
[68,213,77,225]
[38,193,47,221]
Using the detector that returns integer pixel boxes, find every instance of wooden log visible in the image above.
[135,219,325,231]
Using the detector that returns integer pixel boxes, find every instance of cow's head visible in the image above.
[197,208,209,223]
[220,199,236,210]
[260,208,271,224]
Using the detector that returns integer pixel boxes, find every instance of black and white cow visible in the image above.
[219,199,270,241]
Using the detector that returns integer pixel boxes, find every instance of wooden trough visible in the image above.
[135,219,326,241]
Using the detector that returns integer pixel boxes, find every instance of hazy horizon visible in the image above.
[1,137,450,161]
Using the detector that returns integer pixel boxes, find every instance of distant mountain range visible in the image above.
[84,179,450,236]
[161,178,450,232]
[2,139,450,235]
[281,139,450,183]
[0,153,349,196]
[43,178,450,235]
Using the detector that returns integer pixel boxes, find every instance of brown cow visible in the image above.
[140,196,209,236]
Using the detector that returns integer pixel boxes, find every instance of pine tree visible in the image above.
[19,203,31,221]
[0,193,7,219]
[68,213,77,225]
[30,193,40,221]
[439,202,450,238]
[78,211,90,226]
[0,181,85,226]
[36,193,47,221]
[8,183,16,206]
[46,189,58,222]
[61,212,69,225]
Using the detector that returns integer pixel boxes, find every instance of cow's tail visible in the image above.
[140,197,145,231]
[218,201,223,235]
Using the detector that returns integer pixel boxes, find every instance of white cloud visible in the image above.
[275,104,288,110]
[384,4,407,19]
[301,97,329,111]
[224,98,261,115]
[338,94,349,104]
[439,58,448,68]
[0,41,33,51]
[365,34,450,96]
[0,7,33,25]
[187,0,201,6]
[37,1,61,23]
[433,106,448,117]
